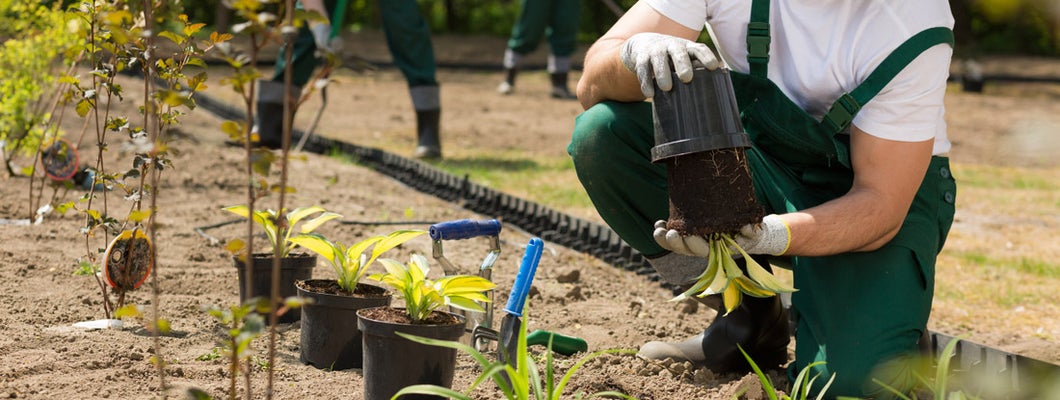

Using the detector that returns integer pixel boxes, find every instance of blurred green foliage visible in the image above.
[957,0,1059,56]
[0,1,78,159]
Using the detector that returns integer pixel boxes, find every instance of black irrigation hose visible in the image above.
[190,85,1060,392]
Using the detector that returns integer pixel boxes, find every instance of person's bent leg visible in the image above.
[568,101,667,256]
[378,0,442,159]
[256,19,318,149]
[499,0,549,95]
[790,157,953,398]
[546,0,581,99]
[792,246,932,399]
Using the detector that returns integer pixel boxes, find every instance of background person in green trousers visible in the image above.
[497,0,582,99]
[259,0,444,160]
[568,0,956,398]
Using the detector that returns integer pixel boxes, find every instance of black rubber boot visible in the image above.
[413,109,442,160]
[254,80,300,150]
[550,72,576,100]
[498,68,517,95]
[639,256,790,373]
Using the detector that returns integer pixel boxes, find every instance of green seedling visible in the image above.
[202,300,267,400]
[369,254,496,323]
[738,344,836,400]
[672,234,796,315]
[197,347,223,362]
[392,309,637,400]
[223,205,341,259]
[289,229,426,293]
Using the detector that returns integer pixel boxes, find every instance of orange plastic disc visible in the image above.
[40,138,80,182]
[102,229,154,290]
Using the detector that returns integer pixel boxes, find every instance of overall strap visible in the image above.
[822,27,955,132]
[747,0,771,78]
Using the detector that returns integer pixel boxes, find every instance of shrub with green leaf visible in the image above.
[369,254,495,323]
[0,1,77,174]
[223,205,341,258]
[289,229,427,293]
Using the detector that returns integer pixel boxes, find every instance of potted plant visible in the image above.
[223,205,340,323]
[357,254,496,400]
[287,229,426,370]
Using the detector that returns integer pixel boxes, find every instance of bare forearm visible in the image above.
[576,38,646,109]
[780,190,906,256]
[779,128,933,257]
[575,1,702,110]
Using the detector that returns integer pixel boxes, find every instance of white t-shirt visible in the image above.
[644,0,954,154]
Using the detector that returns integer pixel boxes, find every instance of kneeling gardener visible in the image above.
[567,0,957,398]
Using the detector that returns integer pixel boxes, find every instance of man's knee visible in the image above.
[568,101,650,162]
[569,103,617,158]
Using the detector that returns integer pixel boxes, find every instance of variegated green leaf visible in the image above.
[299,211,341,233]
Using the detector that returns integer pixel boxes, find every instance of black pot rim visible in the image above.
[357,306,467,339]
[296,280,392,309]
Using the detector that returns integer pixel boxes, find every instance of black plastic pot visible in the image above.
[650,66,750,163]
[358,307,466,400]
[650,67,764,236]
[296,280,391,370]
[233,253,315,323]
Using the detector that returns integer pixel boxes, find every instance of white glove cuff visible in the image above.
[753,214,791,256]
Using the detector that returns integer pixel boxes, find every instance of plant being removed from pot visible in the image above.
[289,229,427,293]
[370,254,496,323]
[223,205,341,258]
[671,233,796,315]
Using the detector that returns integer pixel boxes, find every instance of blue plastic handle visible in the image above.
[504,237,543,317]
[429,219,502,241]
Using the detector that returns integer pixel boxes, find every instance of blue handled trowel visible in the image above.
[498,237,543,367]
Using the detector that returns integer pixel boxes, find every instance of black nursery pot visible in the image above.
[233,253,315,323]
[358,307,466,400]
[650,66,750,162]
[296,280,391,370]
[651,67,764,236]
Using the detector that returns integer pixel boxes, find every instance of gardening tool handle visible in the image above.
[504,237,543,317]
[429,219,501,241]
[527,330,588,356]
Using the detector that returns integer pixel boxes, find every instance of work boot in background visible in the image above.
[498,48,520,95]
[410,85,442,160]
[254,79,301,149]
[548,54,576,100]
[639,255,790,373]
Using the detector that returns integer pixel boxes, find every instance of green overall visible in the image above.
[273,0,438,88]
[567,1,956,397]
[506,0,582,59]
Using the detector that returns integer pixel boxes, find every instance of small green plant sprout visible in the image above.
[671,235,796,315]
[738,345,836,400]
[392,309,638,400]
[369,254,496,324]
[202,301,267,400]
[289,229,427,293]
[222,205,341,259]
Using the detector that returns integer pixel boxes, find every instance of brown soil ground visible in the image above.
[1,30,1058,399]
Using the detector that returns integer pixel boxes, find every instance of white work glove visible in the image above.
[310,22,342,54]
[653,214,791,257]
[620,32,720,98]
